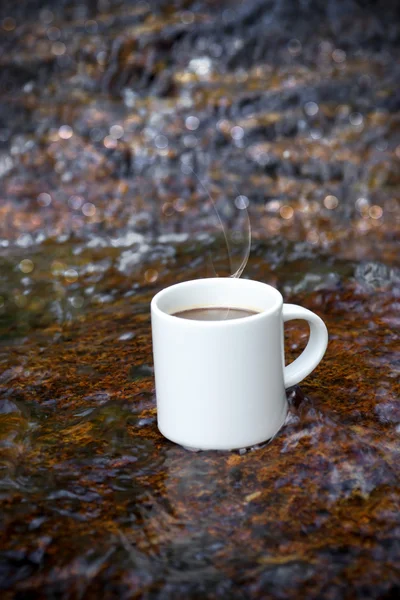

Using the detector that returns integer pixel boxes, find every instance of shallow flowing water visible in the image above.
[0,0,399,598]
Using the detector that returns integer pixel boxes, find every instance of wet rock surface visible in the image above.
[0,0,399,598]
[0,237,399,598]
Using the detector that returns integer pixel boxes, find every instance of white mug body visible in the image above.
[151,278,328,450]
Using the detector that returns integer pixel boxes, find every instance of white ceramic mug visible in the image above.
[151,278,328,450]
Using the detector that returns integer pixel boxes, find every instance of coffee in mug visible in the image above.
[173,307,258,321]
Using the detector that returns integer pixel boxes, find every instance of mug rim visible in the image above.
[151,277,283,325]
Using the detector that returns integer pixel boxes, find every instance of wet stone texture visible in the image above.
[0,0,400,598]
[0,237,399,599]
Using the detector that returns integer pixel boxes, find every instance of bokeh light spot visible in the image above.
[52,42,66,56]
[144,268,158,283]
[266,200,281,213]
[189,57,212,76]
[216,119,230,133]
[82,202,96,217]
[155,135,168,149]
[323,195,339,210]
[280,205,294,219]
[180,11,194,24]
[356,197,369,212]
[51,261,66,276]
[37,193,52,207]
[231,126,244,140]
[19,259,34,274]
[68,195,83,210]
[64,269,78,283]
[173,198,186,212]
[2,17,16,31]
[110,125,124,139]
[369,205,383,219]
[376,140,388,151]
[234,195,249,210]
[162,202,175,217]
[349,112,363,127]
[104,135,117,149]
[59,125,73,139]
[310,129,322,140]
[304,101,319,116]
[185,116,200,131]
[332,49,346,63]
[183,134,197,147]
[47,27,61,41]
[70,296,84,308]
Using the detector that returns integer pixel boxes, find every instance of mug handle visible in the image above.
[282,304,328,388]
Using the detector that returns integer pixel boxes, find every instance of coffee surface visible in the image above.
[172,307,258,321]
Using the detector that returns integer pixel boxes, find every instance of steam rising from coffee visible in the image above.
[189,168,251,279]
